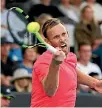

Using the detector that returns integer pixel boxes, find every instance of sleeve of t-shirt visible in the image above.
[34,62,50,82]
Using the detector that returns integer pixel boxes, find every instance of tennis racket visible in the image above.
[7,7,57,54]
[7,7,38,47]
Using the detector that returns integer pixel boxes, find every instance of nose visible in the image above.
[59,35,65,42]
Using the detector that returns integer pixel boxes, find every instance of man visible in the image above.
[0,85,15,107]
[77,41,102,79]
[31,18,102,107]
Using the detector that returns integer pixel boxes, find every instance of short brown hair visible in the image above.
[42,18,64,38]
[78,41,91,51]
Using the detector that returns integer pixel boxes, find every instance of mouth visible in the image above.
[60,43,67,48]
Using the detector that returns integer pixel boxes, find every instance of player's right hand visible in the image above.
[52,48,66,65]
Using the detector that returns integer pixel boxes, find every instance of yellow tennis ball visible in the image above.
[27,22,40,33]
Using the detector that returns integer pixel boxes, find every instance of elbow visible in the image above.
[44,87,58,97]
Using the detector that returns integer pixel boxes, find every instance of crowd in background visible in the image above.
[1,0,102,106]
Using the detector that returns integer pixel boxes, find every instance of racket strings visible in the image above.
[22,43,46,48]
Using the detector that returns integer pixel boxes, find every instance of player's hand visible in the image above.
[52,48,66,65]
[94,80,102,94]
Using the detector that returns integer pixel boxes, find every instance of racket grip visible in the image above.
[46,43,57,54]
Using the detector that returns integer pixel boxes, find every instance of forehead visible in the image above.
[80,45,91,50]
[47,24,66,36]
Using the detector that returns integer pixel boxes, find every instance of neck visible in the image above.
[23,59,33,68]
[1,55,7,63]
[78,59,89,66]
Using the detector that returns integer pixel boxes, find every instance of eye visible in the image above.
[62,32,67,36]
[54,35,60,39]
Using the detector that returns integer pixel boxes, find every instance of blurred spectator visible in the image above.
[58,0,79,23]
[8,44,23,62]
[70,0,82,20]
[19,47,37,74]
[81,0,102,21]
[77,42,102,94]
[92,36,102,50]
[11,68,32,92]
[36,13,52,37]
[1,0,26,44]
[92,37,102,70]
[0,85,15,107]
[89,72,100,79]
[1,0,14,42]
[77,41,102,78]
[89,72,101,94]
[78,72,100,94]
[28,0,64,21]
[74,5,101,45]
[1,37,19,87]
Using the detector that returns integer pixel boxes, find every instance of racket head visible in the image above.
[7,7,38,46]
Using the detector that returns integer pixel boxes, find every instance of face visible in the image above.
[17,78,29,88]
[82,7,93,21]
[1,44,11,57]
[46,24,69,55]
[24,48,37,62]
[79,45,92,62]
[1,97,10,107]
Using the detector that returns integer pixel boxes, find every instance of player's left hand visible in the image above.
[94,80,102,93]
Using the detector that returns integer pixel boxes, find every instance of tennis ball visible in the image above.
[27,22,40,33]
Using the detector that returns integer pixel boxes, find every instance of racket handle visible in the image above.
[46,43,57,54]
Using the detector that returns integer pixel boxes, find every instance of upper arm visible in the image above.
[34,63,49,83]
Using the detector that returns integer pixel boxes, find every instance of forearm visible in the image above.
[77,68,99,88]
[42,59,60,96]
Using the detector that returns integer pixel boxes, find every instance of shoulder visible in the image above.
[34,51,53,68]
[75,22,83,29]
[66,52,77,63]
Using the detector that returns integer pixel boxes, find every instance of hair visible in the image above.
[42,18,64,38]
[21,47,27,57]
[78,41,91,51]
[81,5,98,25]
[89,72,99,77]
[81,5,91,14]
[36,13,52,33]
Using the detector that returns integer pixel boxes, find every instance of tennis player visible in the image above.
[31,18,102,107]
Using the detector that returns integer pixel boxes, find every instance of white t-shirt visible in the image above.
[77,62,102,79]
[58,4,79,23]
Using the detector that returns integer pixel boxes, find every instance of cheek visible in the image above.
[50,40,60,47]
